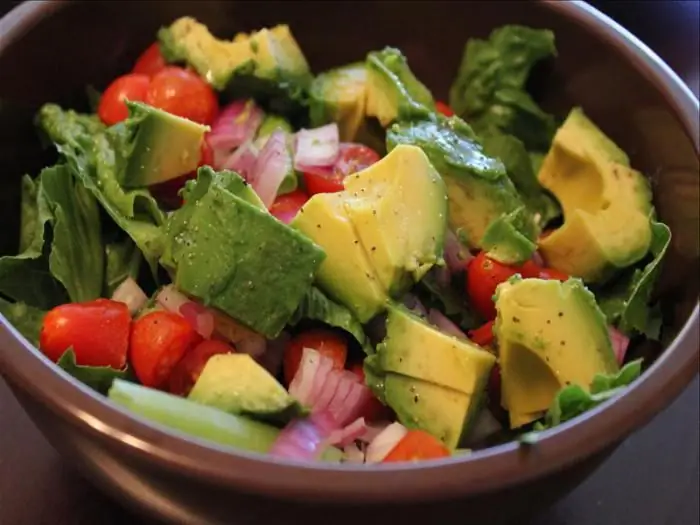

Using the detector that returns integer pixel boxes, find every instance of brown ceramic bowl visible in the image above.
[0,1,698,524]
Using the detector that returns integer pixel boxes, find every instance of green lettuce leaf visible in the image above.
[0,164,104,308]
[449,25,558,152]
[57,348,132,394]
[597,221,671,339]
[0,297,46,347]
[288,286,372,354]
[104,237,143,297]
[36,104,166,274]
[413,268,479,331]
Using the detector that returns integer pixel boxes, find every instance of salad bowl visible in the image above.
[0,1,698,524]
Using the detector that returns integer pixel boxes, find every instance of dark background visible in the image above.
[0,1,698,524]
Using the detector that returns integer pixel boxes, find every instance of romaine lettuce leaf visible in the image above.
[288,286,372,354]
[57,348,132,394]
[0,297,46,347]
[36,104,166,274]
[449,25,558,152]
[597,221,671,339]
[0,164,104,308]
[104,237,142,297]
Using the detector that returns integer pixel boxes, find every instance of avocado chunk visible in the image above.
[374,303,496,448]
[158,17,311,117]
[255,113,293,148]
[480,206,537,265]
[387,115,536,250]
[108,378,281,453]
[537,108,653,283]
[164,169,325,338]
[310,62,368,141]
[292,145,447,321]
[365,48,435,127]
[494,277,618,428]
[343,144,447,295]
[188,354,306,424]
[118,101,208,188]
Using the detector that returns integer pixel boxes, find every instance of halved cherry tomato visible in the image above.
[283,329,348,386]
[167,339,235,396]
[149,141,214,209]
[467,253,570,320]
[468,320,495,347]
[97,73,150,126]
[303,144,380,195]
[349,363,394,421]
[130,311,202,389]
[383,430,450,462]
[39,299,131,369]
[435,101,455,117]
[269,189,310,224]
[132,42,167,77]
[145,66,219,125]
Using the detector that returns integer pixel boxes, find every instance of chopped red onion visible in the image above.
[221,140,258,179]
[434,264,452,288]
[428,308,467,340]
[288,347,324,405]
[402,293,427,318]
[269,418,331,461]
[328,417,368,447]
[309,350,335,403]
[156,285,214,339]
[313,368,343,413]
[608,325,631,365]
[294,123,340,170]
[209,309,266,357]
[531,250,545,268]
[365,422,408,463]
[444,229,473,274]
[207,100,264,169]
[251,131,293,208]
[111,277,148,314]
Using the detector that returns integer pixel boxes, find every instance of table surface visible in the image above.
[1,1,699,524]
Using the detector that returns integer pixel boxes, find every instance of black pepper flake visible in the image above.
[546,320,551,324]
[413,395,419,404]
[558,312,564,317]
[353,240,359,245]
[371,246,377,252]
[565,381,572,386]
[545,356,550,362]
[300,208,304,213]
[316,224,322,229]
[398,357,403,363]
[512,316,520,323]
[372,210,377,216]
[560,340,566,346]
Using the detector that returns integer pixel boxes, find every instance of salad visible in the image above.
[0,18,672,464]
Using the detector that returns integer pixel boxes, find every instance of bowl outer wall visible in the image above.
[0,0,698,504]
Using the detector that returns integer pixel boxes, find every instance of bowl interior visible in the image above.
[0,0,698,488]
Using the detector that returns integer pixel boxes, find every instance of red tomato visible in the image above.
[349,363,394,421]
[435,101,455,117]
[132,42,167,77]
[39,299,130,369]
[303,144,380,195]
[149,141,213,209]
[130,311,202,389]
[167,339,236,396]
[283,329,348,386]
[97,73,150,126]
[466,252,521,320]
[269,189,310,223]
[468,320,495,347]
[145,67,219,125]
[383,430,450,463]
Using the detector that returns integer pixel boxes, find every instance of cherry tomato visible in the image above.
[466,252,521,320]
[149,141,213,209]
[97,73,150,126]
[39,299,130,369]
[349,363,394,421]
[383,430,451,463]
[269,189,310,224]
[283,329,348,386]
[145,66,219,125]
[132,42,167,77]
[468,320,495,347]
[303,144,380,195]
[167,339,235,396]
[130,311,202,389]
[435,101,455,117]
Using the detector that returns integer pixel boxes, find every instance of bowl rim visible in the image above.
[0,0,698,503]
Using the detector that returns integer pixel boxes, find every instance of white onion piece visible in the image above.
[294,123,339,169]
[365,422,408,463]
[343,442,365,464]
[608,325,631,365]
[111,277,148,314]
[288,347,323,405]
[444,229,473,273]
[361,421,391,444]
[328,417,368,447]
[222,140,258,179]
[428,308,467,340]
[251,131,293,208]
[207,100,264,169]
[464,408,503,446]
